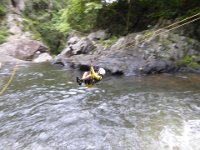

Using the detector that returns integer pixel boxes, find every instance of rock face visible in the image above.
[0,37,49,61]
[54,30,200,75]
[0,0,52,63]
[62,37,96,56]
[0,53,25,63]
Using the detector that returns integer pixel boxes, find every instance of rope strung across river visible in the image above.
[0,12,200,95]
[119,12,200,50]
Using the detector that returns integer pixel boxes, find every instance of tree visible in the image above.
[0,0,8,17]
[55,0,102,33]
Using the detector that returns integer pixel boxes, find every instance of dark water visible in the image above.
[0,63,200,150]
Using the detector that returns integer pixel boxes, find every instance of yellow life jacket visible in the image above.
[90,67,102,81]
[85,67,102,88]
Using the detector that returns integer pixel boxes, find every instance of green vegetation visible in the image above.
[0,0,8,17]
[97,0,200,34]
[23,0,69,54]
[23,0,103,54]
[54,0,102,33]
[17,0,200,53]
[0,5,7,17]
[0,26,9,44]
[177,55,200,69]
[0,0,9,44]
[99,35,118,48]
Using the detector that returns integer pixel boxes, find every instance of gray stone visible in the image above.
[0,38,49,61]
[33,53,52,63]
[88,30,110,41]
[61,38,96,57]
[54,29,200,75]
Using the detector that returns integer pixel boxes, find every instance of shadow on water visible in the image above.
[0,62,200,150]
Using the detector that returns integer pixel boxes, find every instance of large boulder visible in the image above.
[60,37,96,57]
[0,37,49,61]
[0,0,52,63]
[0,53,25,63]
[54,30,200,75]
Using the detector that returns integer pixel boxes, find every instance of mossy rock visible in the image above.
[177,55,200,69]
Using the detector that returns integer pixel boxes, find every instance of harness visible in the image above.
[84,74,102,87]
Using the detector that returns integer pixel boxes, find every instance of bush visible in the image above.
[23,0,102,54]
[99,35,118,48]
[177,55,200,69]
[0,1,7,17]
[0,27,9,44]
[23,0,69,54]
[55,0,102,33]
[22,17,66,54]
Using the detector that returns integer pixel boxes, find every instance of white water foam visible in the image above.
[159,120,200,150]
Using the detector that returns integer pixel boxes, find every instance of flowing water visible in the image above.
[0,63,200,150]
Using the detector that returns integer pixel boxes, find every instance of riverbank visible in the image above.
[0,0,199,75]
[53,29,200,75]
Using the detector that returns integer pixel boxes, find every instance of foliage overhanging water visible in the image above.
[0,63,200,150]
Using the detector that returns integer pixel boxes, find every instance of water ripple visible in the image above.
[0,64,200,150]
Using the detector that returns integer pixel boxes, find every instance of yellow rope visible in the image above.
[0,64,18,96]
[122,12,200,49]
[153,16,200,37]
[154,12,200,34]
[0,12,199,95]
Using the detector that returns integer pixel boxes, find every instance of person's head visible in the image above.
[98,68,106,76]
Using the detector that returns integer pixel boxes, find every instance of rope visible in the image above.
[0,64,18,96]
[153,16,200,37]
[0,12,199,94]
[121,12,200,49]
[0,13,199,63]
[154,12,200,34]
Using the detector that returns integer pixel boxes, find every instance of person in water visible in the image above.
[77,66,106,88]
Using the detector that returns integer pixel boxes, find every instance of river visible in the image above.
[0,62,200,150]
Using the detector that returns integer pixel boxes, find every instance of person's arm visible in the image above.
[82,72,92,80]
[90,67,102,80]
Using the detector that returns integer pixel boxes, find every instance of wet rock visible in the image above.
[0,38,49,61]
[88,30,110,41]
[0,7,51,63]
[0,53,25,63]
[33,53,52,63]
[54,30,200,75]
[110,33,137,51]
[60,37,95,57]
[142,59,175,74]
